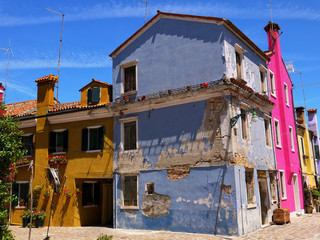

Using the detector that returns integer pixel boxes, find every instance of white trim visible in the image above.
[235,46,245,80]
[234,43,246,54]
[284,82,289,107]
[264,118,272,147]
[86,150,101,153]
[274,118,282,148]
[259,65,268,95]
[22,133,33,137]
[289,126,295,152]
[269,70,276,97]
[16,181,29,184]
[120,117,138,152]
[120,173,139,209]
[52,151,66,155]
[120,60,138,95]
[84,181,98,183]
[53,129,67,132]
[87,125,101,129]
[279,170,287,200]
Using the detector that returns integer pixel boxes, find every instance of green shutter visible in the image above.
[87,88,92,105]
[91,88,100,104]
[63,130,68,152]
[49,132,56,153]
[98,127,104,150]
[82,128,88,151]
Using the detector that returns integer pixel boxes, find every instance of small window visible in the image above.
[22,134,33,156]
[279,170,287,199]
[269,172,278,201]
[264,118,271,147]
[120,117,138,151]
[82,126,104,151]
[236,51,243,80]
[289,126,295,152]
[245,169,255,204]
[12,182,29,207]
[49,130,68,153]
[124,66,136,93]
[241,109,248,140]
[146,182,154,195]
[274,119,281,148]
[269,71,276,97]
[87,87,100,105]
[82,182,100,206]
[122,175,138,207]
[259,65,268,95]
[284,83,289,107]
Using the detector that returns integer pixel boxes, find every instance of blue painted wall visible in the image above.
[114,166,239,235]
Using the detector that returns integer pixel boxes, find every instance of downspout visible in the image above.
[239,168,244,235]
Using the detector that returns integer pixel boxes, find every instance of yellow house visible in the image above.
[7,75,114,227]
[296,107,317,188]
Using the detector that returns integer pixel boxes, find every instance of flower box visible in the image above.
[47,154,68,165]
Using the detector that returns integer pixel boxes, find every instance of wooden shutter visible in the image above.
[94,182,100,205]
[124,177,130,206]
[63,130,68,152]
[130,122,137,150]
[82,128,88,151]
[49,132,56,153]
[87,88,92,105]
[124,66,136,92]
[124,123,131,151]
[98,126,104,150]
[123,176,137,206]
[91,88,100,104]
[12,183,18,207]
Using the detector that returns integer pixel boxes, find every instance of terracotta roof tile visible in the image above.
[307,108,317,112]
[5,100,37,117]
[35,74,59,83]
[79,79,111,92]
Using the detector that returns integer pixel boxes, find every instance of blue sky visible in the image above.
[1,0,320,115]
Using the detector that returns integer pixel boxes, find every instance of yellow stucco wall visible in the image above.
[80,83,111,106]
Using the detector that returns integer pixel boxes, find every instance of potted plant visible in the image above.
[21,210,30,227]
[43,191,50,200]
[304,186,314,213]
[35,210,46,228]
[75,187,82,194]
[19,198,25,207]
[47,154,68,165]
[33,185,42,193]
[64,190,71,198]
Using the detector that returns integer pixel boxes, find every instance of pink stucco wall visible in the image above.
[265,23,304,212]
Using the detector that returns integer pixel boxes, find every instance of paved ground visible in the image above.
[10,213,320,240]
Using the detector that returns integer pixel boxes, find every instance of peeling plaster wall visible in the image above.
[114,166,239,235]
[112,18,226,100]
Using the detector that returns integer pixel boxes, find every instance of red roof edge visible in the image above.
[79,79,111,92]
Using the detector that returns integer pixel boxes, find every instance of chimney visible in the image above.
[264,21,282,59]
[296,107,306,125]
[307,109,320,159]
[35,74,58,116]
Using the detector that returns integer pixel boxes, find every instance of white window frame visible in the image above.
[264,115,272,147]
[284,82,289,107]
[279,170,287,200]
[52,129,67,154]
[289,126,295,152]
[259,64,268,95]
[86,126,102,153]
[120,117,138,152]
[234,44,246,81]
[121,173,139,209]
[14,181,29,208]
[83,181,99,208]
[120,60,138,96]
[274,118,282,148]
[269,70,276,97]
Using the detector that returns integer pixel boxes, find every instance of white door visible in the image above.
[293,174,301,211]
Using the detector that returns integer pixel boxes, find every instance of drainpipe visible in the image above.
[239,168,244,235]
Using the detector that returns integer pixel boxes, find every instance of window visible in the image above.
[274,119,281,148]
[82,126,104,151]
[120,117,138,151]
[241,109,248,140]
[269,172,278,201]
[269,70,276,97]
[87,87,100,105]
[264,118,271,147]
[259,65,268,95]
[122,175,138,208]
[234,44,245,80]
[12,181,29,207]
[279,170,287,199]
[245,169,255,204]
[121,60,138,94]
[82,182,100,206]
[289,126,295,152]
[22,134,33,156]
[146,182,154,195]
[49,130,68,153]
[284,83,289,107]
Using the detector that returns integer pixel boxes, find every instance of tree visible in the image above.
[0,102,26,240]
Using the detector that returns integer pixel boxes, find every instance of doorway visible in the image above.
[293,174,301,211]
[258,177,269,225]
[101,182,113,226]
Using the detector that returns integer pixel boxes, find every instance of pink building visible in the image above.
[264,22,304,215]
[0,83,4,116]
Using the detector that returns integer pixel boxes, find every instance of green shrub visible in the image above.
[97,234,113,240]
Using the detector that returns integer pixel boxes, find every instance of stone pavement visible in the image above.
[10,213,320,240]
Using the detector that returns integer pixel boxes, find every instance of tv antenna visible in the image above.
[269,0,273,24]
[286,61,307,109]
[46,8,65,101]
[0,39,14,104]
[141,0,148,24]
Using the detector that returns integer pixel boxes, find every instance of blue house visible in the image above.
[110,11,277,236]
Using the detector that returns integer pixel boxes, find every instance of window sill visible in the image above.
[14,206,27,209]
[247,203,257,209]
[271,93,277,98]
[281,197,287,201]
[276,145,282,149]
[23,155,32,158]
[83,204,99,208]
[86,150,101,153]
[120,205,139,210]
[121,90,137,96]
[52,152,66,155]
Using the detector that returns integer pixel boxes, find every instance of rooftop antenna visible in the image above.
[286,61,307,109]
[141,0,148,24]
[46,8,65,101]
[269,0,273,24]
[0,39,14,104]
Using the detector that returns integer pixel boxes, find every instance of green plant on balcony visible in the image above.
[47,154,68,165]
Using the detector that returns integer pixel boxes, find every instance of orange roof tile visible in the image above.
[5,100,37,117]
[79,79,111,92]
[35,74,59,83]
[307,108,317,112]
